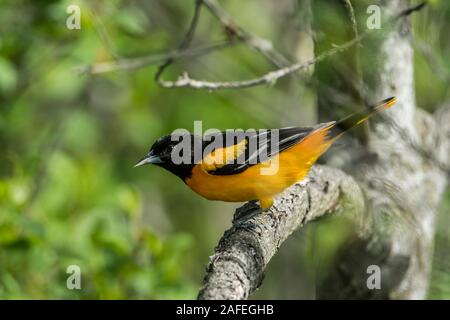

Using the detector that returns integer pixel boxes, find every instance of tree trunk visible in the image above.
[316,0,448,299]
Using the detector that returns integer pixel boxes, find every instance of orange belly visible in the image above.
[185,127,333,206]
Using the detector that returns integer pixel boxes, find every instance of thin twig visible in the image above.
[156,1,427,91]
[342,0,363,85]
[395,1,427,19]
[75,41,234,75]
[415,39,450,85]
[155,0,295,88]
[342,0,359,42]
[90,5,120,60]
[155,0,204,83]
[157,35,363,90]
[201,0,291,68]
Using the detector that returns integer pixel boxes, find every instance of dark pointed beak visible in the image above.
[134,154,163,167]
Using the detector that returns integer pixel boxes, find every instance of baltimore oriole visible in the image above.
[135,97,396,209]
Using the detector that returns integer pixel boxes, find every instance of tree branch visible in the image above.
[200,0,291,68]
[155,0,293,89]
[155,1,426,91]
[197,165,363,300]
[78,0,425,88]
[157,36,364,90]
[75,41,234,75]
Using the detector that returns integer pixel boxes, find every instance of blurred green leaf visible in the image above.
[0,57,17,93]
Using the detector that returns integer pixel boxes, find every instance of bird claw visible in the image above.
[233,200,262,223]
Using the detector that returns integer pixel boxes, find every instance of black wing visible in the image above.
[202,126,316,175]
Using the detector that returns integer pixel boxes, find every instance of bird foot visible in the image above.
[233,200,263,223]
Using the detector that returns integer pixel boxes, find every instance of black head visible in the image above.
[135,134,198,181]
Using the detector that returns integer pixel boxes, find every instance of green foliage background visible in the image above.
[0,0,449,299]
